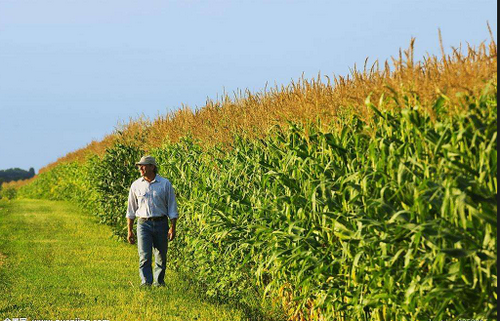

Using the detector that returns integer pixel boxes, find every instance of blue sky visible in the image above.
[0,0,497,172]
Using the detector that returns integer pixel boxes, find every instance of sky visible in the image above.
[0,0,497,172]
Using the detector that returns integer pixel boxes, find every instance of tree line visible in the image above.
[0,167,35,184]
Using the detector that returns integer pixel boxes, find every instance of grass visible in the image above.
[0,199,257,321]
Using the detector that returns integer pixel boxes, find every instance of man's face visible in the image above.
[138,164,155,177]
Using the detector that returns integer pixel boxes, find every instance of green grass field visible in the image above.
[0,199,262,321]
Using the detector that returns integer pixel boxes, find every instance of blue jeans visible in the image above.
[137,218,169,285]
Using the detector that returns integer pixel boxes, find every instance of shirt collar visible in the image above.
[141,175,161,184]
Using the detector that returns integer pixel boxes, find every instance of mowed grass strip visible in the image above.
[0,199,246,321]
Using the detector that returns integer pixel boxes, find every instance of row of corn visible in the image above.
[19,86,497,320]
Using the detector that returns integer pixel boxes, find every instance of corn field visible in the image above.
[18,85,497,320]
[37,36,496,173]
[13,34,498,320]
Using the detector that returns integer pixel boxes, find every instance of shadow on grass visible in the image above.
[172,270,287,321]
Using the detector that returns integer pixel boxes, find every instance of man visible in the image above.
[126,155,179,287]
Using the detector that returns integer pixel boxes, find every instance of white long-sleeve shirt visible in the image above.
[126,175,179,220]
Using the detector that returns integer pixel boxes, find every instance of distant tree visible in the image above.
[0,167,36,183]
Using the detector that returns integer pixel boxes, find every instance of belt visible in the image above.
[139,216,168,222]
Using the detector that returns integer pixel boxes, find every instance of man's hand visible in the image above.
[168,227,176,241]
[127,218,135,244]
[127,230,136,244]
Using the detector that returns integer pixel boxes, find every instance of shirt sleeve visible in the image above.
[126,184,138,219]
[166,182,179,220]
